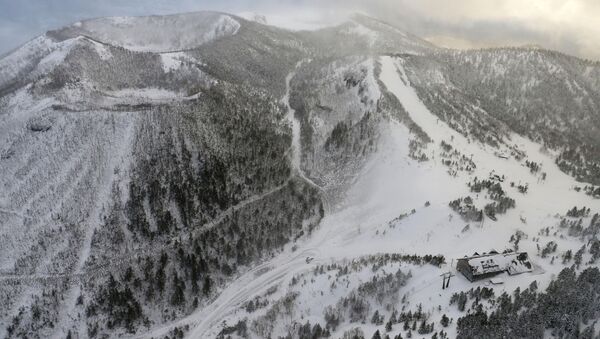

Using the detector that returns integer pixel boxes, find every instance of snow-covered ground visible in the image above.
[344,23,379,48]
[105,88,182,100]
[70,12,240,52]
[283,62,304,173]
[0,81,142,337]
[282,60,324,196]
[236,10,349,31]
[159,52,202,73]
[134,55,599,338]
[2,10,599,339]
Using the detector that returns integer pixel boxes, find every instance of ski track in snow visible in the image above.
[135,56,600,339]
[51,114,139,338]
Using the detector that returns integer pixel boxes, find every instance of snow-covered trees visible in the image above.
[85,274,143,333]
[449,196,483,222]
[440,314,449,327]
[456,267,600,338]
[402,48,600,186]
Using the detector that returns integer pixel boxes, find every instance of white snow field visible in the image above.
[69,12,240,52]
[133,56,599,338]
[237,10,347,32]
[283,62,304,173]
[0,80,141,337]
[2,9,599,339]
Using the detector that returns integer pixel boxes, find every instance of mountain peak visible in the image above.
[49,11,241,53]
[236,11,268,25]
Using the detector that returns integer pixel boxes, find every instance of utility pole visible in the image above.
[446,272,454,289]
[440,272,455,290]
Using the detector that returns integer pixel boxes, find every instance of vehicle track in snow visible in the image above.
[141,196,355,339]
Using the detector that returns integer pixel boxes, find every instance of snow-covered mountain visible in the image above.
[1,10,599,339]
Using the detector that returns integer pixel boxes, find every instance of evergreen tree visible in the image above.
[371,310,381,325]
[171,273,185,306]
[589,239,600,262]
[574,245,586,268]
[203,276,212,296]
[440,314,449,327]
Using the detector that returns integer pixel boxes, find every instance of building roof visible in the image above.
[459,251,532,276]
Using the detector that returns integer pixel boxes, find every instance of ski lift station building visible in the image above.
[456,250,533,282]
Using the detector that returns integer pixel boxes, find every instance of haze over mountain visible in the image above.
[1,9,599,339]
[2,0,600,60]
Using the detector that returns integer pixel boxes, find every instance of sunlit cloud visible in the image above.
[372,0,600,60]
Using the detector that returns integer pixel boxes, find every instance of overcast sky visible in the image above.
[1,0,599,60]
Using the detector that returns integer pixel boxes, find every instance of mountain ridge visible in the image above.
[1,10,599,339]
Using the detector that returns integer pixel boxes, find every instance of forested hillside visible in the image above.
[1,10,599,339]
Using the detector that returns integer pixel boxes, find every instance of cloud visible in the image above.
[0,0,599,60]
[361,0,600,60]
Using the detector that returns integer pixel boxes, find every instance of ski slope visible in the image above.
[132,56,599,338]
[2,10,600,338]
